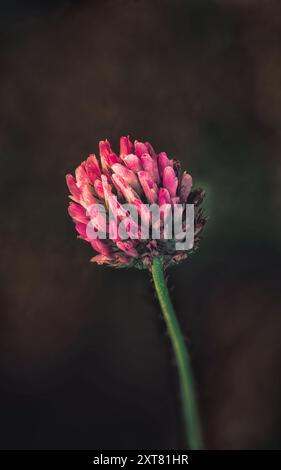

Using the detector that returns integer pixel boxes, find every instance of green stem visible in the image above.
[151,257,203,450]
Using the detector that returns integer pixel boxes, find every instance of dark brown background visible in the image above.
[0,0,281,449]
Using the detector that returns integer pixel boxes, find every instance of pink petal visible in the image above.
[138,171,158,203]
[68,203,88,224]
[145,141,157,160]
[133,199,151,226]
[134,141,149,157]
[158,152,173,176]
[93,179,105,199]
[163,166,178,198]
[86,154,101,181]
[80,184,97,208]
[66,174,81,202]
[123,154,143,172]
[101,175,116,209]
[158,188,171,206]
[180,172,192,201]
[90,254,114,265]
[89,205,107,233]
[91,239,110,256]
[111,163,141,193]
[111,174,138,203]
[75,163,89,187]
[101,175,128,221]
[107,152,120,167]
[120,136,133,157]
[75,222,90,241]
[110,175,141,238]
[140,153,160,183]
[158,188,172,219]
[99,140,112,171]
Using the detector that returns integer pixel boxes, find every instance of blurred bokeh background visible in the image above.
[0,0,281,450]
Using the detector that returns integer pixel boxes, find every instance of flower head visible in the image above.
[66,137,207,269]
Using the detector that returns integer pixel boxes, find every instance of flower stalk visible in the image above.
[151,257,203,450]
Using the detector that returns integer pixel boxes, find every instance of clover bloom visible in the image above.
[66,136,207,450]
[66,137,206,269]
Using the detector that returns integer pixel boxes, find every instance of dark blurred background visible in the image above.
[0,0,281,450]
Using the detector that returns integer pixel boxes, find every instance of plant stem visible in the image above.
[151,257,203,450]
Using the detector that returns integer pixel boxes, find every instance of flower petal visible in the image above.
[140,153,160,183]
[180,172,192,202]
[93,179,105,199]
[138,171,158,203]
[158,187,171,206]
[111,174,138,203]
[86,154,101,181]
[80,184,97,208]
[75,222,90,241]
[111,163,142,193]
[163,166,178,198]
[145,141,157,160]
[120,136,133,157]
[66,174,81,202]
[123,154,143,172]
[91,238,110,256]
[134,141,149,157]
[90,254,114,265]
[158,152,173,177]
[99,140,112,172]
[75,163,88,187]
[68,202,88,224]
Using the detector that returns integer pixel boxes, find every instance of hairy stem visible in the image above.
[151,257,203,450]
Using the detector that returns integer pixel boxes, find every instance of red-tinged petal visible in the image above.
[75,222,90,241]
[134,141,149,157]
[93,179,104,199]
[138,171,158,203]
[133,199,151,226]
[116,241,138,257]
[107,152,120,166]
[90,254,114,265]
[88,205,107,233]
[101,175,126,221]
[68,202,88,224]
[86,154,101,181]
[99,140,112,171]
[145,141,157,160]
[120,136,133,157]
[111,174,138,203]
[140,153,160,183]
[66,174,81,201]
[110,175,141,238]
[91,239,110,256]
[101,174,111,199]
[163,166,178,198]
[158,152,173,176]
[158,188,172,219]
[75,163,89,187]
[111,163,142,193]
[158,188,171,206]
[123,154,143,172]
[180,172,192,202]
[80,184,97,208]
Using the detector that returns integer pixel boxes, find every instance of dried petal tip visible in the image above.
[66,136,207,269]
